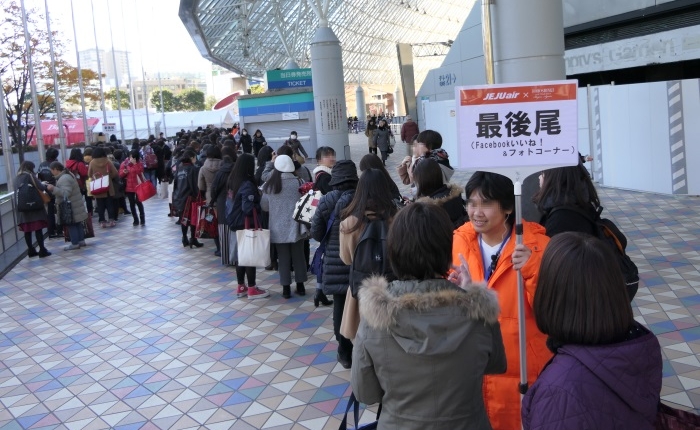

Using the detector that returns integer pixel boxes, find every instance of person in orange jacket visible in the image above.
[451,171,551,430]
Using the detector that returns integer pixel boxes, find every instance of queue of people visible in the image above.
[13,125,670,430]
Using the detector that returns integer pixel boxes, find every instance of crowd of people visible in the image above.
[13,123,669,429]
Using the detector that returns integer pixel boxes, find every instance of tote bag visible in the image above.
[236,209,271,267]
[293,189,322,226]
[135,175,157,202]
[90,173,110,195]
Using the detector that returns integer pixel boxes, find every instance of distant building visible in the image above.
[129,77,208,109]
[210,65,248,101]
[78,48,131,87]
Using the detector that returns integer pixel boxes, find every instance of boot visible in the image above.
[189,238,204,248]
[133,215,140,226]
[38,248,52,258]
[282,285,291,299]
[313,290,333,307]
[139,213,145,226]
[296,282,306,296]
[182,236,190,248]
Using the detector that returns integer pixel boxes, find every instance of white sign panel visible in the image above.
[282,112,299,121]
[456,80,579,178]
[103,123,116,133]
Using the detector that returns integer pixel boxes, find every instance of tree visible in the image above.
[1,0,102,162]
[204,95,217,110]
[250,84,265,94]
[150,89,178,113]
[105,88,131,110]
[179,88,205,111]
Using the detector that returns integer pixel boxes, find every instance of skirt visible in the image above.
[19,220,48,233]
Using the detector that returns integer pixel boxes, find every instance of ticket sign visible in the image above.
[455,80,579,177]
[266,68,312,90]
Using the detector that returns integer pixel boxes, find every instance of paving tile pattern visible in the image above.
[0,134,698,429]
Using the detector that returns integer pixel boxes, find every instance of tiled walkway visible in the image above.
[1,134,699,429]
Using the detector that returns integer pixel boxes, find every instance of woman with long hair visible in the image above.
[198,145,223,256]
[172,150,203,248]
[413,158,467,229]
[15,161,53,258]
[87,146,119,228]
[66,148,91,215]
[210,147,237,266]
[119,149,146,226]
[352,203,506,429]
[358,153,401,202]
[261,155,309,299]
[227,153,269,299]
[522,232,661,429]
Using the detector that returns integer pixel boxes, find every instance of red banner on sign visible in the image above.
[459,82,577,106]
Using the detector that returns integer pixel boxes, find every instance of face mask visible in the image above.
[242,131,247,135]
[290,134,297,139]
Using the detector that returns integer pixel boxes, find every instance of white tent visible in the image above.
[86,109,238,140]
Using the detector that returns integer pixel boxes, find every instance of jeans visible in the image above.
[67,222,85,245]
[95,197,116,222]
[144,169,158,188]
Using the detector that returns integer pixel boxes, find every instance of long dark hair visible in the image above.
[533,164,600,212]
[227,153,256,197]
[69,148,84,162]
[262,169,282,195]
[341,168,398,233]
[413,158,443,197]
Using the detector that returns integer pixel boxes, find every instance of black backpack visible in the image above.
[550,205,639,300]
[37,162,55,185]
[349,217,393,297]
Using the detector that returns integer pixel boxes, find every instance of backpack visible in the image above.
[550,205,639,300]
[349,217,392,297]
[37,162,54,184]
[143,146,158,169]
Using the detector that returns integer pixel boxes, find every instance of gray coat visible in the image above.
[373,128,393,152]
[15,172,49,226]
[261,161,312,184]
[54,171,88,225]
[198,157,222,203]
[352,276,507,430]
[261,173,309,243]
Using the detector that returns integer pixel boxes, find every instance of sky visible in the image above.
[23,0,213,76]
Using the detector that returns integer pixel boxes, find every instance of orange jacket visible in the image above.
[452,220,552,430]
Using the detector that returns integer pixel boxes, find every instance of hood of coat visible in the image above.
[201,157,223,173]
[415,183,462,206]
[312,165,332,177]
[359,276,500,356]
[558,327,661,417]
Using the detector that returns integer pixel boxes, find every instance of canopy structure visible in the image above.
[179,0,471,86]
[28,118,101,146]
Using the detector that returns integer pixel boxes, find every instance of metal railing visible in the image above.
[0,191,20,253]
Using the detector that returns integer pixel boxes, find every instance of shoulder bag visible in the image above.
[338,392,381,430]
[236,208,271,267]
[294,180,322,226]
[58,192,73,225]
[135,174,157,202]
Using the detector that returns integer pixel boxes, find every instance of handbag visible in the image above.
[236,208,271,267]
[196,206,219,239]
[656,402,700,429]
[310,210,336,283]
[338,392,381,430]
[65,217,94,242]
[16,174,46,212]
[190,195,206,229]
[90,173,110,195]
[294,189,322,226]
[85,178,93,197]
[293,152,306,165]
[339,288,360,341]
[159,182,169,199]
[58,192,74,225]
[135,174,157,202]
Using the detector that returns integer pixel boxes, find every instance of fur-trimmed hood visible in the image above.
[415,183,462,206]
[358,276,500,356]
[312,165,332,177]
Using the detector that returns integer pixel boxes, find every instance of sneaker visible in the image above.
[236,284,248,298]
[109,220,117,228]
[247,286,270,300]
[64,244,80,251]
[100,222,107,228]
[78,241,87,247]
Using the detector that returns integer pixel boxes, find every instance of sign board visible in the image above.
[282,112,299,120]
[266,68,312,90]
[455,80,579,179]
[103,123,116,134]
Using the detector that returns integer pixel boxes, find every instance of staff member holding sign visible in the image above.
[451,171,551,430]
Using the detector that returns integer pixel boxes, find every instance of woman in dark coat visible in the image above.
[172,150,203,248]
[209,148,236,266]
[239,128,253,154]
[310,160,358,368]
[413,158,467,229]
[372,119,393,165]
[15,161,53,258]
[252,129,267,157]
[364,117,378,155]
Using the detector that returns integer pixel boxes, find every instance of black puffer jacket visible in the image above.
[311,188,356,295]
[415,184,467,230]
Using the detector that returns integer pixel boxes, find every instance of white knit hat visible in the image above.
[274,154,295,173]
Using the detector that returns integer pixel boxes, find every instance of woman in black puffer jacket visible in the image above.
[413,159,467,230]
[311,160,358,369]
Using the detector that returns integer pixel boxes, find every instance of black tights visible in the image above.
[181,224,195,240]
[236,266,256,286]
[24,230,46,251]
[126,193,145,223]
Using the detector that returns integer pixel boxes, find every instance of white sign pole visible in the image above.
[456,80,579,399]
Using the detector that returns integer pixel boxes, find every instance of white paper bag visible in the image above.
[159,182,169,199]
[236,228,271,267]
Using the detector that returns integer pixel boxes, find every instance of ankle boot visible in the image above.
[282,285,291,299]
[313,290,333,307]
[189,238,204,248]
[296,283,306,296]
[182,236,189,248]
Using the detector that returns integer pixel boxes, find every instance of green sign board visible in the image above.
[266,68,313,89]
